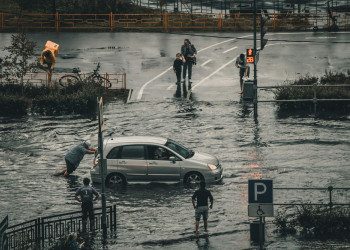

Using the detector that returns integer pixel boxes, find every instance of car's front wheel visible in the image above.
[184,172,204,186]
[106,173,126,188]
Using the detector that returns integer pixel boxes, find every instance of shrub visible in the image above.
[274,71,350,113]
[0,94,31,115]
[0,79,124,116]
[274,205,350,240]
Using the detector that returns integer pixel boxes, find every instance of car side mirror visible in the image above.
[169,156,176,163]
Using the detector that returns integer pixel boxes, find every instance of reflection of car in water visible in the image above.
[91,136,223,187]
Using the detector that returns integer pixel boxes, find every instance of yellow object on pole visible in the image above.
[45,41,59,56]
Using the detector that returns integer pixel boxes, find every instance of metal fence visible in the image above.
[6,205,117,250]
[0,72,127,90]
[257,84,350,115]
[0,12,349,31]
[274,186,350,210]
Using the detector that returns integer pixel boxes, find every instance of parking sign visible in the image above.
[248,179,273,203]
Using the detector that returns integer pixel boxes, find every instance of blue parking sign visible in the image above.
[248,179,273,203]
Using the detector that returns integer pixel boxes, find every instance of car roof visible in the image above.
[107,136,168,145]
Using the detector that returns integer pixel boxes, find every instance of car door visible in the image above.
[146,145,181,182]
[106,146,120,174]
[118,145,148,182]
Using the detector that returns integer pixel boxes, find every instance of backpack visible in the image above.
[189,45,197,65]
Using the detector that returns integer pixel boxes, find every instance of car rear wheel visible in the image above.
[106,173,126,188]
[184,172,204,186]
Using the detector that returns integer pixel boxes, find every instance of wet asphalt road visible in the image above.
[1,31,350,249]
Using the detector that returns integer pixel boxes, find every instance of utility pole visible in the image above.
[97,97,107,239]
[253,0,257,119]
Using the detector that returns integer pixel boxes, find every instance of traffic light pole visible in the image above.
[97,97,107,239]
[253,0,258,119]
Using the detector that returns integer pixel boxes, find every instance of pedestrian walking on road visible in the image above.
[192,181,213,234]
[235,53,250,94]
[173,53,183,97]
[55,140,97,177]
[75,178,100,232]
[181,39,197,91]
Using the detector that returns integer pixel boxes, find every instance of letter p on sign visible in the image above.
[248,180,273,203]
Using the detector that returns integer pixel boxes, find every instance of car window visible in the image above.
[120,145,145,160]
[107,146,121,159]
[148,146,174,161]
[165,139,191,158]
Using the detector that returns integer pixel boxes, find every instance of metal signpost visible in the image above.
[0,216,8,250]
[97,97,107,239]
[248,179,273,250]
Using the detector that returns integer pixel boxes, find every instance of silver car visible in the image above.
[90,136,223,187]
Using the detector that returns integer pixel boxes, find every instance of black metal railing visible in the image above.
[274,186,350,210]
[257,84,350,115]
[6,205,117,249]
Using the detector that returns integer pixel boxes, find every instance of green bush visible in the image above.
[274,205,350,240]
[0,94,31,115]
[0,79,122,116]
[274,71,350,113]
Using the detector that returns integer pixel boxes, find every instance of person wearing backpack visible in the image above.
[75,178,100,232]
[181,39,197,88]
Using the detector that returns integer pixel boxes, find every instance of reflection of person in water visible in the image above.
[154,147,169,160]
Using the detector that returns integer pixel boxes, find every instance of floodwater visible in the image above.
[1,32,350,249]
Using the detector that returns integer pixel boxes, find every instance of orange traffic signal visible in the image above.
[246,48,255,64]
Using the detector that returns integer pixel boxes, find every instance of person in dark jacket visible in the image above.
[181,39,197,85]
[64,232,84,250]
[75,178,100,232]
[173,53,183,97]
[192,181,213,234]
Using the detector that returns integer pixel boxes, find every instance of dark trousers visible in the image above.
[175,69,181,83]
[82,201,95,231]
[183,61,193,80]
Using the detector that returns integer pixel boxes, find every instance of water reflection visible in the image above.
[196,236,210,250]
[66,175,81,191]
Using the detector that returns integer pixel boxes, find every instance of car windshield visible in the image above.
[165,139,194,159]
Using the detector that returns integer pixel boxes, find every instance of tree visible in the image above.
[3,33,37,86]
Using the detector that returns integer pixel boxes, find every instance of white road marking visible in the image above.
[201,59,212,67]
[167,83,176,90]
[137,35,253,100]
[197,38,236,53]
[223,46,237,54]
[192,57,237,91]
[305,37,337,39]
[192,40,311,91]
[137,66,173,100]
[265,42,310,48]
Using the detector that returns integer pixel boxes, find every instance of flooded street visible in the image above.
[1,32,350,249]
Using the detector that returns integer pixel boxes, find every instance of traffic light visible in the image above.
[246,48,255,64]
[260,14,268,50]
